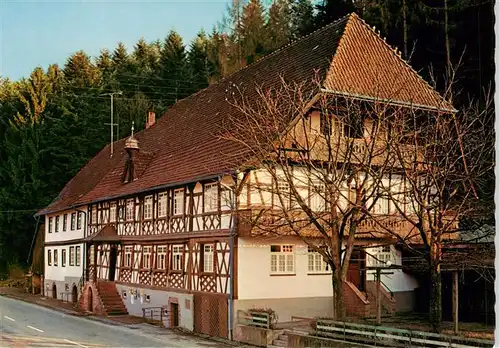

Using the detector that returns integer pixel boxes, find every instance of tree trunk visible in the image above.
[429,259,442,332]
[332,271,345,321]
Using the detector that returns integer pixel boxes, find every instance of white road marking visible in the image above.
[3,316,15,322]
[27,325,44,332]
[64,339,88,347]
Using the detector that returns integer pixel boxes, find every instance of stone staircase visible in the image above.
[97,281,128,316]
[268,332,289,348]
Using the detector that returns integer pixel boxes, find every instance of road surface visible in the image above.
[0,296,229,347]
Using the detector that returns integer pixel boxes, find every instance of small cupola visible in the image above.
[123,122,139,184]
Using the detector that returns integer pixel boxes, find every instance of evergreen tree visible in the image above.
[266,0,292,51]
[188,30,211,91]
[290,0,316,39]
[240,0,267,64]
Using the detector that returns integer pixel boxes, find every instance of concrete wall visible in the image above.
[43,276,80,303]
[115,284,194,331]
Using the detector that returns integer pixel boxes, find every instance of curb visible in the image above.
[0,293,84,317]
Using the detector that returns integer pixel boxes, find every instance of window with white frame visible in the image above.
[375,246,392,267]
[54,249,58,266]
[142,246,152,269]
[63,214,68,231]
[48,217,53,233]
[173,189,184,216]
[310,183,326,212]
[171,245,183,271]
[75,246,81,266]
[77,213,82,229]
[47,250,52,266]
[158,193,167,217]
[110,203,117,223]
[157,246,167,270]
[270,245,294,274]
[92,207,97,224]
[144,196,153,220]
[71,213,76,230]
[276,180,290,209]
[69,247,75,266]
[55,216,59,232]
[204,183,218,212]
[307,246,330,273]
[126,199,134,221]
[124,246,133,267]
[62,249,66,267]
[202,244,214,273]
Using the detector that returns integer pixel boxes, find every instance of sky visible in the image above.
[1,0,231,81]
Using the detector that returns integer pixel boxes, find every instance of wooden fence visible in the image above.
[237,309,272,329]
[315,320,494,348]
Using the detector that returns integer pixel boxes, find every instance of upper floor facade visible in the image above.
[45,206,87,243]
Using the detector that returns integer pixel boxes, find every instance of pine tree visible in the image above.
[188,30,211,91]
[290,0,316,39]
[240,0,267,64]
[266,0,292,51]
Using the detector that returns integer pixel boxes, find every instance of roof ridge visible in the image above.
[351,14,455,111]
[216,13,353,85]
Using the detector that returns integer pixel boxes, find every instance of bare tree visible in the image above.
[378,86,494,332]
[221,77,421,320]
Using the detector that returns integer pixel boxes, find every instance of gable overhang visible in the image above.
[320,88,457,114]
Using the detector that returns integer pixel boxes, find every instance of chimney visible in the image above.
[145,111,156,129]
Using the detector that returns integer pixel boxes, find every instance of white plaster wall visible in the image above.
[44,243,85,282]
[45,206,87,243]
[365,245,419,292]
[115,284,194,331]
[237,237,333,300]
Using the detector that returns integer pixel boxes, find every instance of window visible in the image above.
[270,245,294,274]
[375,246,392,267]
[144,196,153,220]
[173,189,184,215]
[47,250,52,266]
[320,111,332,136]
[54,249,58,266]
[55,216,59,232]
[92,207,97,224]
[142,246,152,269]
[118,205,125,221]
[310,183,326,212]
[63,214,68,231]
[110,203,117,223]
[126,199,134,221]
[308,246,330,273]
[77,212,82,230]
[158,193,167,217]
[89,245,94,265]
[124,246,133,267]
[276,180,290,209]
[75,246,81,266]
[172,245,183,271]
[71,213,76,230]
[69,247,75,266]
[157,246,167,270]
[48,217,53,233]
[204,183,218,212]
[62,249,66,267]
[202,244,214,273]
[342,117,364,138]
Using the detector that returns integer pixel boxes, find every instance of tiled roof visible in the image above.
[37,13,453,216]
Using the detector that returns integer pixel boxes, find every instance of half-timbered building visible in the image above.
[37,13,457,339]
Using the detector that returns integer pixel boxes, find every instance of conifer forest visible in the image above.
[0,0,494,277]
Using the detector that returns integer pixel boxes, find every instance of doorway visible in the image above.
[72,285,78,305]
[347,248,366,291]
[87,287,93,312]
[170,302,179,327]
[108,245,118,281]
[52,284,57,299]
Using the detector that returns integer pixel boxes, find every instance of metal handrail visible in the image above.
[379,279,394,299]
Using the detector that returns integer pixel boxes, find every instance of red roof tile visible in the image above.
[37,13,452,216]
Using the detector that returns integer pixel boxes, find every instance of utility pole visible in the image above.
[101,91,123,157]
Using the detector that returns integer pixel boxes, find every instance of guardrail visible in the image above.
[237,309,272,329]
[142,306,168,326]
[315,320,494,348]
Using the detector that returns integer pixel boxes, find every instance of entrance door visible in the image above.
[347,248,366,291]
[108,246,118,281]
[170,303,179,327]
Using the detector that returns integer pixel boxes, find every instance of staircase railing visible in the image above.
[380,279,394,299]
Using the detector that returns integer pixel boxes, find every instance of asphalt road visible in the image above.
[0,296,230,347]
